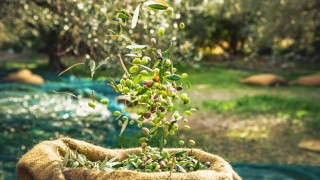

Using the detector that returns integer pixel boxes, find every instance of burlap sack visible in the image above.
[240,74,287,86]
[3,69,44,85]
[291,75,320,86]
[17,138,241,180]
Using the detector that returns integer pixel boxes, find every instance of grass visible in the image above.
[203,94,320,137]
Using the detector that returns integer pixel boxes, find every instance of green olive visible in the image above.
[142,56,150,64]
[164,71,171,76]
[172,123,179,130]
[173,113,179,119]
[165,59,172,67]
[172,68,177,73]
[166,7,174,15]
[158,27,165,36]
[190,108,197,112]
[100,99,109,105]
[179,140,185,146]
[181,73,188,79]
[122,87,130,93]
[113,111,121,117]
[141,70,148,76]
[153,68,160,74]
[71,161,79,168]
[179,22,185,29]
[162,151,170,159]
[189,140,196,146]
[88,102,95,109]
[184,110,192,116]
[139,137,147,144]
[180,93,188,100]
[152,117,160,124]
[137,123,143,128]
[132,58,142,64]
[125,79,133,87]
[184,125,191,131]
[129,65,139,73]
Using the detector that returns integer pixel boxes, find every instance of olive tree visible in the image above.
[0,0,191,71]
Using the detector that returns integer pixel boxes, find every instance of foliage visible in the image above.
[1,0,319,66]
[0,0,194,71]
[182,0,320,56]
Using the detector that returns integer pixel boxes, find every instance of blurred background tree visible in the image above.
[0,0,319,71]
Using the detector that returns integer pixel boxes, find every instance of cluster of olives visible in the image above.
[109,52,197,145]
[115,146,209,172]
[63,147,210,173]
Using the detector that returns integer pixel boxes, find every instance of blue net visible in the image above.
[0,73,140,179]
[233,163,320,180]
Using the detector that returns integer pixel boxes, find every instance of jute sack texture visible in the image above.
[17,138,241,180]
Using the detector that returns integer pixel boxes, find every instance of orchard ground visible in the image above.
[1,53,319,167]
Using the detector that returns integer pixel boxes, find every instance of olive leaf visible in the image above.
[162,42,173,60]
[99,157,109,170]
[126,44,148,55]
[131,3,141,29]
[164,74,181,81]
[89,60,96,79]
[185,79,191,89]
[149,126,159,135]
[119,118,129,136]
[195,161,200,170]
[126,44,148,50]
[117,12,127,19]
[175,164,187,173]
[168,120,177,132]
[136,88,148,96]
[175,151,187,157]
[160,43,173,77]
[145,0,169,10]
[159,127,165,153]
[135,64,153,72]
[95,57,110,71]
[63,149,70,167]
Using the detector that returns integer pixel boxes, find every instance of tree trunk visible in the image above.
[48,51,65,72]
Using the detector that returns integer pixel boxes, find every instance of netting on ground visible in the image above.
[0,73,139,179]
[233,163,320,180]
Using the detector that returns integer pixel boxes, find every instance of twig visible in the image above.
[169,152,176,179]
[118,55,129,75]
